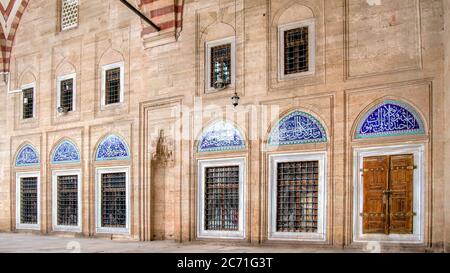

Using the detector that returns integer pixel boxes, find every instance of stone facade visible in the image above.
[0,0,448,252]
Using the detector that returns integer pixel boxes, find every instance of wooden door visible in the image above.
[362,154,415,235]
[389,155,414,234]
[362,156,389,234]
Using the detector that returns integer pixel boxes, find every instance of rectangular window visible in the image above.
[57,175,78,227]
[269,153,326,241]
[60,78,74,112]
[204,166,240,231]
[61,0,79,31]
[101,172,127,228]
[278,20,315,80]
[198,158,245,239]
[20,177,38,225]
[284,26,309,75]
[210,44,232,88]
[205,37,235,93]
[22,88,34,119]
[104,67,121,105]
[276,161,319,233]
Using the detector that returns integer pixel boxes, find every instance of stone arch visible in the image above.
[200,21,236,42]
[197,119,246,153]
[98,47,125,68]
[18,68,37,87]
[55,59,77,77]
[51,139,81,164]
[353,98,426,140]
[15,143,40,167]
[95,134,130,161]
[272,0,316,27]
[267,108,328,146]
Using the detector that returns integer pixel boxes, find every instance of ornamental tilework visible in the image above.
[268,111,327,146]
[198,121,246,153]
[356,100,425,139]
[51,140,80,164]
[16,144,39,167]
[95,135,130,161]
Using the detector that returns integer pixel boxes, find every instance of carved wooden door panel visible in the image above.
[389,155,414,234]
[362,154,414,235]
[363,156,389,234]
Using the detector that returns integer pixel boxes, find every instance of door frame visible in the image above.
[352,144,425,244]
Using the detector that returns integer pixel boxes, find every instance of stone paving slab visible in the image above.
[0,233,359,253]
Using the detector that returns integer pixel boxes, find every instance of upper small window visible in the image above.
[279,20,315,79]
[101,62,124,107]
[22,84,35,120]
[57,74,76,114]
[205,37,235,93]
[61,0,79,31]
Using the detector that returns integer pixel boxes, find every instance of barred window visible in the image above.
[61,0,79,31]
[210,44,232,87]
[60,78,74,112]
[105,68,121,105]
[204,166,240,231]
[276,161,319,233]
[57,175,78,226]
[284,26,309,75]
[20,177,38,225]
[101,172,126,228]
[22,88,34,119]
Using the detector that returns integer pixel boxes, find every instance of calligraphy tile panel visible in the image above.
[198,121,246,153]
[355,100,425,139]
[95,134,130,161]
[268,111,327,146]
[51,140,81,164]
[16,145,40,167]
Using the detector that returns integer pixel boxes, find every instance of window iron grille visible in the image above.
[284,26,309,75]
[276,161,319,233]
[101,172,126,228]
[210,44,232,88]
[57,175,78,226]
[204,166,240,231]
[20,177,38,225]
[60,79,74,112]
[105,68,121,105]
[23,88,34,119]
[61,0,79,31]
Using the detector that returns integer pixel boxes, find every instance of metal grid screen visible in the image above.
[276,161,319,233]
[204,166,240,231]
[57,175,78,226]
[22,88,34,119]
[210,44,231,87]
[60,79,74,112]
[61,0,79,31]
[284,26,309,75]
[101,172,126,228]
[105,68,121,105]
[20,177,38,224]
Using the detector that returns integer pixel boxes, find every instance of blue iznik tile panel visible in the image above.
[51,140,80,164]
[95,134,130,161]
[198,120,246,153]
[16,144,40,167]
[355,100,425,139]
[268,111,327,146]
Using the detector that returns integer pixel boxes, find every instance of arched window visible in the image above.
[51,140,80,164]
[355,100,425,139]
[197,120,246,153]
[95,134,130,161]
[268,110,327,146]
